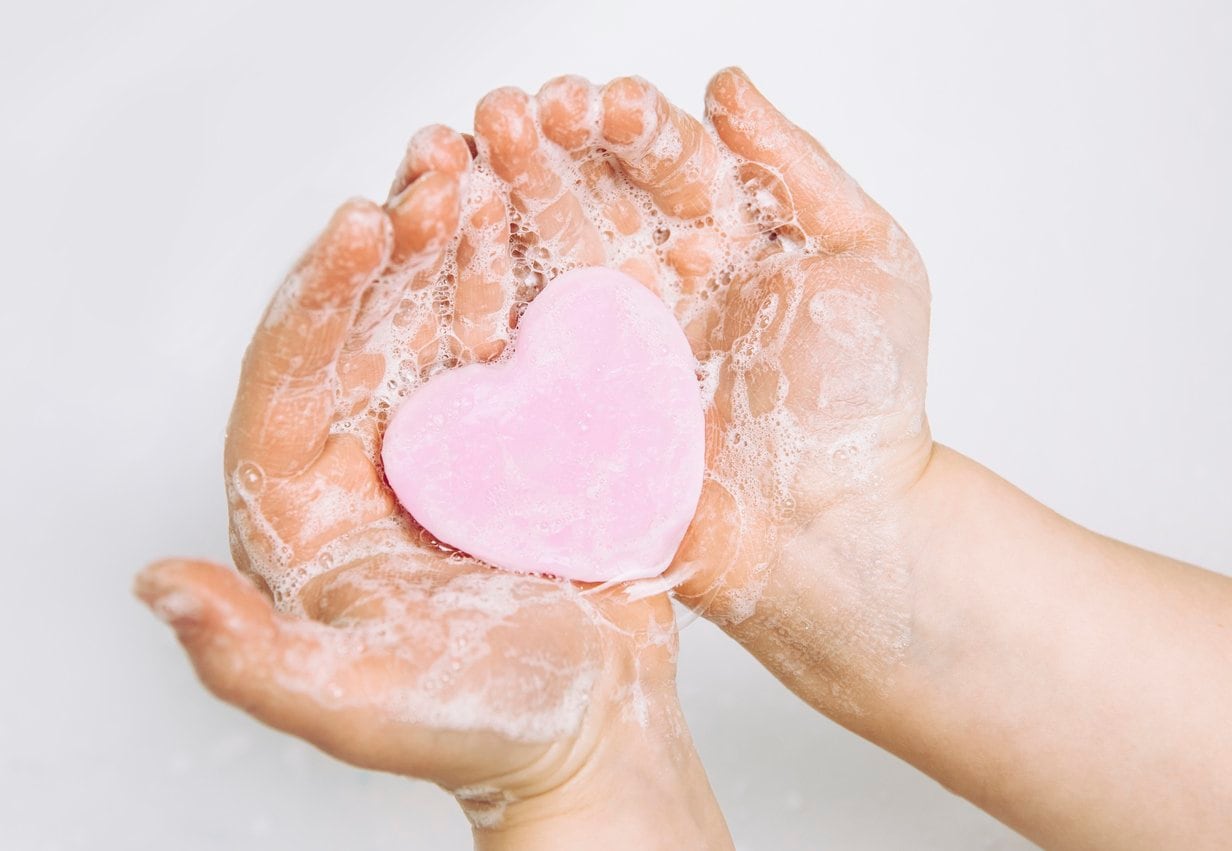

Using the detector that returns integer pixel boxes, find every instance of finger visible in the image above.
[598,76,726,221]
[133,558,438,774]
[377,168,464,344]
[134,559,359,751]
[244,434,394,567]
[386,170,465,376]
[617,255,662,294]
[387,170,462,272]
[452,174,512,362]
[388,124,473,200]
[227,200,392,478]
[705,67,885,252]
[474,86,604,267]
[134,559,556,782]
[538,78,657,241]
[336,161,468,433]
[666,228,723,284]
[537,74,599,152]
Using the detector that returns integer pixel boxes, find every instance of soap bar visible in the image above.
[381,266,705,582]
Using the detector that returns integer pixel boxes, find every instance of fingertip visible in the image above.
[474,87,540,181]
[712,65,751,84]
[409,125,473,174]
[666,230,721,281]
[476,82,598,256]
[706,66,751,96]
[618,256,661,294]
[389,170,460,216]
[135,558,227,633]
[387,171,462,266]
[323,198,395,279]
[289,200,391,311]
[706,68,878,250]
[600,76,662,148]
[704,69,736,110]
[134,558,190,605]
[389,125,472,199]
[537,74,596,150]
[599,77,718,220]
[333,197,388,235]
[474,86,534,142]
[703,67,788,165]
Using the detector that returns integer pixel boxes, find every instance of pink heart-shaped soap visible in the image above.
[381,266,705,583]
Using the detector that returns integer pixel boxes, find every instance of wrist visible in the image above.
[676,438,941,726]
[467,687,732,851]
[769,443,1053,738]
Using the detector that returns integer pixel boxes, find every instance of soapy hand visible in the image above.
[134,66,1232,851]
[468,69,931,701]
[134,175,721,842]
[136,64,929,839]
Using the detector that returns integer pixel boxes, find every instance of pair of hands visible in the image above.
[136,68,931,837]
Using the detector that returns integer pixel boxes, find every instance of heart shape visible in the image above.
[381,266,705,583]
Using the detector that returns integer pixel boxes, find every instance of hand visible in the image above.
[517,68,1232,851]
[416,68,1228,851]
[136,139,731,848]
[468,68,931,709]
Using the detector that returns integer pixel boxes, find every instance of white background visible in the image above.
[2,1,1229,848]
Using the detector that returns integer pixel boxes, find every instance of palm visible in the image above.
[224,429,626,784]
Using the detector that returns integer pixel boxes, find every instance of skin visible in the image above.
[138,67,1232,848]
[136,167,733,846]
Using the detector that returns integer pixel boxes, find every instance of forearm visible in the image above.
[887,447,1232,847]
[727,445,1232,849]
[471,694,733,851]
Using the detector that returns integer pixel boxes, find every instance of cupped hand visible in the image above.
[466,68,932,691]
[135,139,682,819]
[138,64,931,811]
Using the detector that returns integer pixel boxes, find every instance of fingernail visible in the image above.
[388,170,444,215]
[134,561,204,632]
[148,589,204,632]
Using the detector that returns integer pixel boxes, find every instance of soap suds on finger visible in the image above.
[221,73,930,768]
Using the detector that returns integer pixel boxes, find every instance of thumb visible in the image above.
[134,559,365,758]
